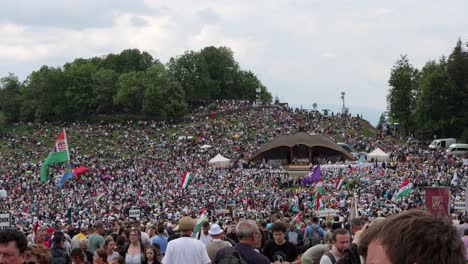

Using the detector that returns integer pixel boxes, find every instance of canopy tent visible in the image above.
[366,148,390,162]
[209,154,231,168]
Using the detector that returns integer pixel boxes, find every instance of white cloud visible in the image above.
[1,0,467,124]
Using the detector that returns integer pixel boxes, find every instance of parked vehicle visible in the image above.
[446,143,468,155]
[428,138,456,149]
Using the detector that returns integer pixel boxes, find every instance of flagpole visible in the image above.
[63,129,70,160]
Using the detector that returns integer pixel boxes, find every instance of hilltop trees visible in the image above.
[0,46,271,123]
[387,39,468,141]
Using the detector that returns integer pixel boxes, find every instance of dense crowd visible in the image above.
[0,100,467,263]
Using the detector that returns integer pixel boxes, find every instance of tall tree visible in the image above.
[90,68,119,114]
[446,39,468,139]
[113,71,146,113]
[387,55,419,135]
[0,73,21,122]
[63,61,97,118]
[414,59,455,138]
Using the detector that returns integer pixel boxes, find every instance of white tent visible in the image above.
[209,154,231,168]
[366,148,390,162]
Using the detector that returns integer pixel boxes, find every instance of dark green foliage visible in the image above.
[0,46,270,123]
[388,39,468,142]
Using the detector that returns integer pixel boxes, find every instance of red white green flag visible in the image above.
[40,129,70,182]
[181,172,193,189]
[335,178,345,191]
[395,178,412,200]
[315,192,325,211]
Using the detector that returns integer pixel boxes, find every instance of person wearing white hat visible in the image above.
[205,224,231,262]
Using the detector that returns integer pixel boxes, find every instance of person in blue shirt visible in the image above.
[152,225,168,255]
[304,217,325,244]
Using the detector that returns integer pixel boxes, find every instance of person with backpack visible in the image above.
[303,217,325,251]
[214,220,270,264]
[319,228,350,264]
[262,221,300,264]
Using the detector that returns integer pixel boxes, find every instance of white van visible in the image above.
[428,138,456,149]
[446,143,468,155]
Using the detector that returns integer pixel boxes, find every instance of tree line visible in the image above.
[0,46,272,124]
[387,39,468,142]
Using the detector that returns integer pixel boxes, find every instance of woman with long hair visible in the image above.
[121,229,144,264]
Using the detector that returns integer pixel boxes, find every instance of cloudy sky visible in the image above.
[1,0,467,124]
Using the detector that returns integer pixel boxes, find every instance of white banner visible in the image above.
[315,209,339,217]
[0,213,11,229]
[129,209,141,218]
[453,201,466,210]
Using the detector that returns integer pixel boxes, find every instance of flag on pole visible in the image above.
[96,193,106,202]
[302,165,321,186]
[395,178,412,200]
[192,209,208,235]
[40,130,70,182]
[315,192,325,211]
[181,172,193,189]
[335,178,345,191]
[312,179,324,195]
[57,162,73,187]
[243,197,249,211]
[235,186,244,196]
[293,212,302,227]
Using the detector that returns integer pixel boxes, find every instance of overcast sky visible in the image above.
[1,0,467,124]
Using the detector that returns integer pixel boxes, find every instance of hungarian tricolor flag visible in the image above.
[243,197,249,211]
[40,130,70,182]
[181,172,193,189]
[315,192,325,211]
[335,178,345,191]
[395,178,412,200]
[192,208,208,235]
[235,186,244,196]
[313,179,324,195]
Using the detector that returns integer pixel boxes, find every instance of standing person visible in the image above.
[69,248,89,264]
[142,245,161,264]
[319,228,350,264]
[152,225,168,255]
[162,216,211,264]
[304,217,325,250]
[24,244,53,264]
[88,222,105,254]
[104,237,120,263]
[205,224,231,262]
[93,248,108,264]
[226,221,239,244]
[195,221,213,245]
[50,234,71,264]
[0,229,27,264]
[262,221,300,264]
[285,222,303,248]
[121,229,144,264]
[214,220,270,264]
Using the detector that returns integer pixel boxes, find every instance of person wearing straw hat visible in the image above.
[162,216,210,264]
[206,224,231,262]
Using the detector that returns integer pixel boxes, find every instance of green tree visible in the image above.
[414,59,455,138]
[387,55,419,135]
[446,39,468,139]
[0,73,21,122]
[63,61,97,118]
[142,63,187,118]
[90,68,119,114]
[114,71,145,113]
[20,66,67,121]
[167,50,215,102]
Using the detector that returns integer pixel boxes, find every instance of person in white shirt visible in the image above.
[162,216,211,264]
[195,221,213,245]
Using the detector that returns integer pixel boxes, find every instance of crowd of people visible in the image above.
[0,100,467,263]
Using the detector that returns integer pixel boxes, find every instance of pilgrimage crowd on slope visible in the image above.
[0,100,467,263]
